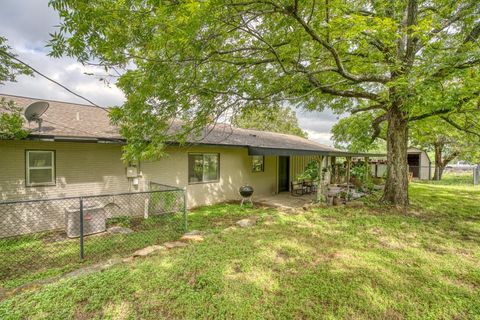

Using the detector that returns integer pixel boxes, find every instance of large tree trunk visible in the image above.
[382,105,409,206]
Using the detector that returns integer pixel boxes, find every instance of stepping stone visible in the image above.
[184,230,204,236]
[236,218,256,228]
[133,245,165,257]
[108,226,133,234]
[164,241,188,249]
[122,257,134,263]
[345,201,364,208]
[181,234,204,242]
[222,226,237,233]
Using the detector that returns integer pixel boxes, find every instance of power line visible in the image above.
[0,49,108,112]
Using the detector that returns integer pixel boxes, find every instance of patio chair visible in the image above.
[303,180,314,194]
[291,181,305,196]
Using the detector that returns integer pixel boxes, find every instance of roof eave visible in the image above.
[248,146,385,158]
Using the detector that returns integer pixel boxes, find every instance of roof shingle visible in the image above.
[1,94,378,156]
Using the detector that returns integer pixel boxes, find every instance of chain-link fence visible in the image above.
[371,163,478,184]
[0,182,186,287]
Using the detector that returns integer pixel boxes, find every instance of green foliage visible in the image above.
[297,160,318,181]
[350,161,367,179]
[0,37,32,84]
[48,0,480,205]
[332,113,387,152]
[410,115,480,181]
[47,0,480,163]
[0,98,29,140]
[106,216,131,228]
[232,105,307,138]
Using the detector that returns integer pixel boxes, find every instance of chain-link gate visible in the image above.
[0,183,186,287]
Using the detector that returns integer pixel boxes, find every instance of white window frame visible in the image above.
[188,153,220,184]
[26,150,56,186]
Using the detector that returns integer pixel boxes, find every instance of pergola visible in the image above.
[248,146,386,202]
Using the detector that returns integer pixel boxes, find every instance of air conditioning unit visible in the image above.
[65,201,106,238]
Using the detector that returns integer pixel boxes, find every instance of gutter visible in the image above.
[24,135,385,158]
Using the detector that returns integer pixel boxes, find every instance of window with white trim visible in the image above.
[188,153,219,183]
[26,150,55,186]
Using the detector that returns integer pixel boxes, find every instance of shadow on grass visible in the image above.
[3,201,479,319]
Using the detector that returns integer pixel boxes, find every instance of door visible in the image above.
[408,154,420,178]
[278,156,290,192]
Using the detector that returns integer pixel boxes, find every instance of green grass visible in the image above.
[417,171,474,186]
[0,214,185,289]
[1,183,479,319]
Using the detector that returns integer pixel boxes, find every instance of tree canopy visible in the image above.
[232,105,307,138]
[0,37,31,84]
[49,0,480,205]
[411,116,480,179]
[0,98,29,140]
[0,36,32,139]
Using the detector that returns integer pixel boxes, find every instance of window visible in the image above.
[188,153,219,183]
[252,155,264,172]
[26,150,55,186]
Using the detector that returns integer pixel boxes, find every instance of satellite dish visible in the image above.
[24,101,49,131]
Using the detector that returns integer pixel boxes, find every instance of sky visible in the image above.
[0,0,339,146]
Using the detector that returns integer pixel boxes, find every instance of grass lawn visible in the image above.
[0,214,186,289]
[1,180,479,319]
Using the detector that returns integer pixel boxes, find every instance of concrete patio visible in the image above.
[255,192,316,209]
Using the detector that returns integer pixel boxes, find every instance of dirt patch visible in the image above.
[41,231,69,244]
[74,299,102,320]
[368,227,384,236]
[378,237,406,249]
[383,309,405,320]
[274,249,290,264]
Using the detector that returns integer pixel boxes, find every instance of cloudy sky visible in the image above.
[0,0,339,145]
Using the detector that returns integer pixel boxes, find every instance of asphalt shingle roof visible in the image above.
[1,94,380,157]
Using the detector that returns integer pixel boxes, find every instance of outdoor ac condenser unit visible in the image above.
[65,201,106,238]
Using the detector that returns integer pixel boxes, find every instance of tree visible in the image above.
[0,36,32,139]
[0,98,29,140]
[0,36,31,84]
[49,0,480,206]
[332,112,387,153]
[232,105,307,138]
[411,116,480,180]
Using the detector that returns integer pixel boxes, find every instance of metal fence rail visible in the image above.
[0,183,186,286]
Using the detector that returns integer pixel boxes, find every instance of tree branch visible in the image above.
[286,9,390,84]
[440,116,480,138]
[296,63,383,102]
[351,104,385,114]
[371,113,388,142]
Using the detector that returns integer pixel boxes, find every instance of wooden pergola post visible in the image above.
[331,156,336,184]
[346,156,352,198]
[364,156,370,183]
[316,156,325,202]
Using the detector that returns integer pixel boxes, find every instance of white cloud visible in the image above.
[304,129,333,146]
[0,0,125,107]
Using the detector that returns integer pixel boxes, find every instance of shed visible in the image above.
[407,147,431,180]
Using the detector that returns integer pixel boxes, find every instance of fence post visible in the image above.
[183,188,188,232]
[79,197,84,259]
[474,165,479,186]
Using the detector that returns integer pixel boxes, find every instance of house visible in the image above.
[0,94,380,237]
[407,147,431,180]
